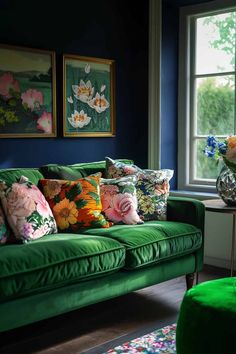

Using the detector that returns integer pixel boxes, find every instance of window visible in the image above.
[178,0,236,192]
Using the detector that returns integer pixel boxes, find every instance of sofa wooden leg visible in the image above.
[196,271,199,285]
[186,273,195,290]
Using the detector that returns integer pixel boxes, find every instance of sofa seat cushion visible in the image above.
[81,221,202,270]
[0,234,125,300]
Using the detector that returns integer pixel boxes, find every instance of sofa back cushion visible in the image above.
[0,160,134,187]
[69,159,134,177]
[40,164,86,180]
[40,159,134,180]
[0,168,44,185]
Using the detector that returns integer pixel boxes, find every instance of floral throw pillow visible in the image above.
[105,157,174,221]
[100,175,143,225]
[136,169,173,221]
[0,176,57,242]
[40,174,111,232]
[105,157,142,178]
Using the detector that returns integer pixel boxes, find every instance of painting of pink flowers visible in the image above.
[63,54,115,137]
[0,44,56,137]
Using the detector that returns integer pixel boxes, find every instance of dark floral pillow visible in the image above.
[135,169,173,221]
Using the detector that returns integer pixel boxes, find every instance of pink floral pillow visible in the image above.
[100,175,143,225]
[0,176,57,242]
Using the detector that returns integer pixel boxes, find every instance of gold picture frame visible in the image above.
[0,44,56,138]
[63,54,115,137]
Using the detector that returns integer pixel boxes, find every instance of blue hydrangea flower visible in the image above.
[203,135,228,160]
[207,135,218,148]
[203,147,216,157]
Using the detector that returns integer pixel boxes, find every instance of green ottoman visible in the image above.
[176,278,236,354]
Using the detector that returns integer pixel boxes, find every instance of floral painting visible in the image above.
[0,44,56,137]
[63,55,115,137]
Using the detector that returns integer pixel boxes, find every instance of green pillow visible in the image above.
[40,164,87,180]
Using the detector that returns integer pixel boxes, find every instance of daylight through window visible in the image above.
[178,2,236,192]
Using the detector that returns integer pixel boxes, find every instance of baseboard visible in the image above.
[204,256,236,270]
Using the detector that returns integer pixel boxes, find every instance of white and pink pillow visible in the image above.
[105,157,174,221]
[100,175,143,225]
[0,176,57,242]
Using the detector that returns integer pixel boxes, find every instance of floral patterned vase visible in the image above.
[216,164,236,206]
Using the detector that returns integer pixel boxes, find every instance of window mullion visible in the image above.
[235,14,236,136]
[189,16,197,186]
[194,71,235,79]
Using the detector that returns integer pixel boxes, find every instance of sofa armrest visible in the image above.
[167,196,205,236]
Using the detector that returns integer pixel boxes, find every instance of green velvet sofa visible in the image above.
[0,160,205,333]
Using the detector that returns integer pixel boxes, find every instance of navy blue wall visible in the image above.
[161,0,214,189]
[0,0,148,168]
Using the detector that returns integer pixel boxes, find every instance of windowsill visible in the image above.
[170,190,219,201]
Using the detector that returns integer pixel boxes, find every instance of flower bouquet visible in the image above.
[204,135,236,173]
[204,135,236,205]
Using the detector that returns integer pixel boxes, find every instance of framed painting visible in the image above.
[0,44,56,138]
[63,54,115,137]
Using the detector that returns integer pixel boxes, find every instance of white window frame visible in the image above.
[178,0,236,193]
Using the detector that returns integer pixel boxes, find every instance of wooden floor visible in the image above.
[0,265,229,354]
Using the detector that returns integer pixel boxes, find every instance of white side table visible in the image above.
[203,199,236,276]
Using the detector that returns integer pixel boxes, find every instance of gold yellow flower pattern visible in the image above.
[53,198,78,230]
[40,174,111,232]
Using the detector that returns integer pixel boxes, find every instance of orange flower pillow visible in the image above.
[40,174,111,232]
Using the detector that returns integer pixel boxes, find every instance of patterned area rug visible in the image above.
[103,323,176,354]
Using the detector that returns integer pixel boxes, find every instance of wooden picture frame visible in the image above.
[0,44,56,138]
[63,54,115,137]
